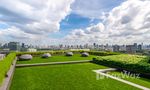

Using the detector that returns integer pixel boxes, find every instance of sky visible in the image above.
[0,0,150,45]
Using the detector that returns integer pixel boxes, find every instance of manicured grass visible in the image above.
[10,63,139,90]
[17,54,96,64]
[108,71,150,88]
[0,53,16,85]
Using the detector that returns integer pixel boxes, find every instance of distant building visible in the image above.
[70,49,90,51]
[3,43,8,48]
[21,43,25,48]
[0,43,2,48]
[0,54,5,61]
[120,45,126,51]
[137,44,142,51]
[113,45,120,52]
[27,48,37,52]
[8,42,20,51]
[133,43,138,51]
[93,43,96,47]
[126,45,136,53]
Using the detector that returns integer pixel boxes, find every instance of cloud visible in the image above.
[65,23,107,44]
[71,0,125,19]
[66,0,150,44]
[0,0,150,45]
[0,0,74,40]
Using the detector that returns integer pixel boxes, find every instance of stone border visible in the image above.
[0,58,17,90]
[93,68,150,90]
[16,60,92,67]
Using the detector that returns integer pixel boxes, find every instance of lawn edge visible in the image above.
[16,60,92,68]
[0,58,17,90]
[93,69,150,90]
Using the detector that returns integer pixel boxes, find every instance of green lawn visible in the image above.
[17,54,96,64]
[10,63,139,90]
[108,71,150,88]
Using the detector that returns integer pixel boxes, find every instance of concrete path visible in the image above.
[16,60,92,67]
[93,69,150,90]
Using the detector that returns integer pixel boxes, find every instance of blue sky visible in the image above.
[0,0,150,44]
[50,13,101,38]
[49,0,125,38]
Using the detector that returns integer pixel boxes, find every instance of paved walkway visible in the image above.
[93,69,150,90]
[16,60,92,67]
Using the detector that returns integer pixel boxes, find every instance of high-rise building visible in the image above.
[21,43,25,48]
[126,45,136,53]
[93,43,96,47]
[120,45,126,51]
[113,45,120,52]
[3,43,8,48]
[133,43,138,51]
[8,42,20,51]
[137,44,142,51]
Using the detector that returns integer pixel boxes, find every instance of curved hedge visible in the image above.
[0,53,16,85]
[93,54,150,75]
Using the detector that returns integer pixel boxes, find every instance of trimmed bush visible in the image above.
[16,51,119,57]
[0,53,16,85]
[16,51,65,56]
[87,51,120,56]
[148,56,150,63]
[94,54,150,75]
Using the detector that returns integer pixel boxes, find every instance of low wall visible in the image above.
[0,58,17,90]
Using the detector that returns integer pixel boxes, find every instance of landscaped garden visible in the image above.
[1,51,150,90]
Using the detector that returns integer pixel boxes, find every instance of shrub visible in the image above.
[94,54,150,75]
[16,51,64,56]
[147,56,150,63]
[87,51,120,56]
[0,53,16,85]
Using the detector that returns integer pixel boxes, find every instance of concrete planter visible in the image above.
[19,54,32,60]
[42,53,51,58]
[66,52,73,56]
[81,52,89,57]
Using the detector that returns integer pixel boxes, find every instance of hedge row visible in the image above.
[93,54,150,75]
[87,51,120,56]
[16,51,65,56]
[16,51,120,56]
[0,53,16,85]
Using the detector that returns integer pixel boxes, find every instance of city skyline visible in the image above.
[0,0,150,45]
